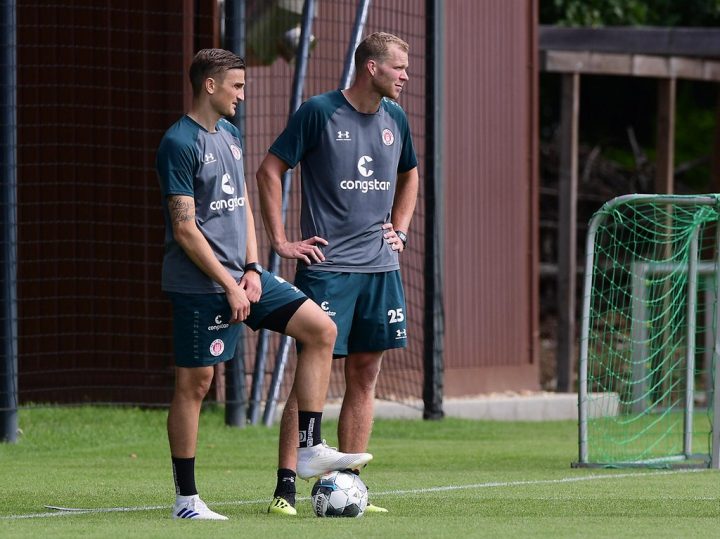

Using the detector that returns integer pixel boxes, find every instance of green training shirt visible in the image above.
[269,90,417,273]
[156,116,248,293]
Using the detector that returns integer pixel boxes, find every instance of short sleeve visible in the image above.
[269,98,329,168]
[157,135,197,197]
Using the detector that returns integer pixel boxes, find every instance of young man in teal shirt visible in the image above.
[157,48,372,520]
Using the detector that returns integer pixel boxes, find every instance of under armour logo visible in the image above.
[396,329,407,338]
[336,130,351,140]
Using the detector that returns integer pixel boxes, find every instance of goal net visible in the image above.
[575,195,720,469]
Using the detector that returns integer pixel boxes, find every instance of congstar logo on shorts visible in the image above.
[208,315,229,331]
[320,301,336,317]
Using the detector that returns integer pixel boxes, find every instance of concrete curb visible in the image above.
[316,392,618,421]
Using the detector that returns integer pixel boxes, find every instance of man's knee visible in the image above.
[287,302,337,349]
[316,316,337,349]
[346,354,383,391]
[175,368,214,400]
[297,313,336,350]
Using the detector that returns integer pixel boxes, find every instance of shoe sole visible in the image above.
[365,504,389,513]
[268,506,297,516]
[297,453,373,480]
[172,514,229,520]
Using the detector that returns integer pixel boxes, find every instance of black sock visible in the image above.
[171,456,198,496]
[298,411,322,448]
[274,468,296,505]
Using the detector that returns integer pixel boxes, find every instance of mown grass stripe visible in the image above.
[2,468,708,521]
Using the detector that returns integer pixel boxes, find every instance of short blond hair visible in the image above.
[354,32,409,71]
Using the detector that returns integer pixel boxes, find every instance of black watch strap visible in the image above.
[396,230,408,247]
[244,262,263,275]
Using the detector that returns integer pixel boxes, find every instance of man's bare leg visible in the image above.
[338,351,383,453]
[269,302,373,514]
[167,366,228,520]
[168,366,214,458]
[338,351,388,513]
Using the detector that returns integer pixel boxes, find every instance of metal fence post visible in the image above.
[1,0,18,443]
[223,0,248,428]
[423,0,445,419]
[248,0,316,425]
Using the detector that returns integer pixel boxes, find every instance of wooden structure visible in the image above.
[539,26,720,391]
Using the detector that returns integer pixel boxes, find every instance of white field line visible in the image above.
[2,468,715,521]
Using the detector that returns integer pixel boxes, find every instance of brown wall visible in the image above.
[16,1,216,404]
[14,0,538,404]
[442,0,539,395]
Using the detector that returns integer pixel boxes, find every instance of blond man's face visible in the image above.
[369,44,409,100]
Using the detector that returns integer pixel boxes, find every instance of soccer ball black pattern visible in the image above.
[311,470,368,517]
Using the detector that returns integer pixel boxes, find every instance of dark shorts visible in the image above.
[294,269,407,357]
[167,272,307,368]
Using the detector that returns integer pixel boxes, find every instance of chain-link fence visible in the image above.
[1,1,434,419]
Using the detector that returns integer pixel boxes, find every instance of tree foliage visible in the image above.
[540,0,720,27]
[540,0,720,194]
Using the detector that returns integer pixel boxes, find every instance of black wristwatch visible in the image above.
[395,230,408,248]
[244,262,264,275]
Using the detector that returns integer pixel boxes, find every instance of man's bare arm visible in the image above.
[256,153,327,264]
[384,167,419,251]
[169,195,249,321]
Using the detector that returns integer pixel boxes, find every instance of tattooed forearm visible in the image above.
[169,197,194,224]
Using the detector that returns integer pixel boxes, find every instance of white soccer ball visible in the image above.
[310,470,368,517]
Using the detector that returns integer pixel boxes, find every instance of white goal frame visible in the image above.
[576,194,720,469]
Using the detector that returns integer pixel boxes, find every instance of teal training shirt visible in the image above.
[156,115,248,293]
[269,90,418,273]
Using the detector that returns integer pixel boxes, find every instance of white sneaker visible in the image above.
[172,495,228,520]
[296,440,373,480]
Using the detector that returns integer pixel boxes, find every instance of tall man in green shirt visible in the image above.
[257,32,419,515]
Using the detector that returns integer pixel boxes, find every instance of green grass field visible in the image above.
[0,406,718,538]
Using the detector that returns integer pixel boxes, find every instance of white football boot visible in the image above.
[296,440,373,480]
[172,495,228,520]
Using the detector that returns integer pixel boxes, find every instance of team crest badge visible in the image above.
[230,144,242,160]
[210,339,225,357]
[382,128,394,146]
